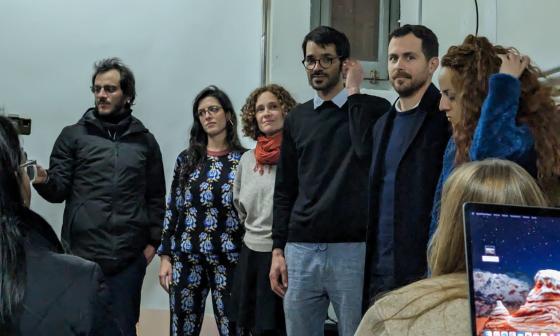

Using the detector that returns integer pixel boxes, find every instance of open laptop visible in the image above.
[463,202,560,336]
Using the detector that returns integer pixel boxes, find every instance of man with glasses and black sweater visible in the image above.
[270,26,390,336]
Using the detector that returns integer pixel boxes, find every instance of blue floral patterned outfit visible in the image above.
[159,150,243,336]
[428,73,537,239]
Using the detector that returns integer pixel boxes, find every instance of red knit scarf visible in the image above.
[254,132,283,175]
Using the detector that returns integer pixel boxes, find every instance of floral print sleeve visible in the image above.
[158,152,186,255]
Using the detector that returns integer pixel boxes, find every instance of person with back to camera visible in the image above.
[0,116,120,336]
[355,158,549,335]
[229,84,297,335]
[158,86,246,336]
[429,35,560,239]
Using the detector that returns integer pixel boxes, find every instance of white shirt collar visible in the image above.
[313,88,348,110]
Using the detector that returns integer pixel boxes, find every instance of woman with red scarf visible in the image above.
[229,84,297,335]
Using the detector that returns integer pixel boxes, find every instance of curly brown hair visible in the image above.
[240,84,297,140]
[441,35,560,194]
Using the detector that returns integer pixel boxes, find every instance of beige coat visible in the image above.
[355,273,471,335]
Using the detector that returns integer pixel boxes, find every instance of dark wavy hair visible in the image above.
[302,26,350,63]
[240,84,297,140]
[183,85,245,175]
[91,57,136,110]
[441,35,560,194]
[0,116,26,333]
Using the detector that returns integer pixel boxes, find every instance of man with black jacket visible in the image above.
[365,25,450,307]
[33,58,165,336]
[270,26,390,336]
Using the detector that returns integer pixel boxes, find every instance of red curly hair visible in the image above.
[441,35,560,197]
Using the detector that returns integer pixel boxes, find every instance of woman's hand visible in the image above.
[498,53,530,79]
[159,255,172,293]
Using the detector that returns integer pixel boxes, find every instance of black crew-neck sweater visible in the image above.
[272,93,390,249]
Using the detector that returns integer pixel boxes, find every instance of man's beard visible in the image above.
[309,69,341,93]
[390,71,428,98]
[96,98,126,116]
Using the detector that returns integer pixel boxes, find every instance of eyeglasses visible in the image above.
[197,105,222,118]
[302,56,341,70]
[20,159,37,182]
[90,85,119,94]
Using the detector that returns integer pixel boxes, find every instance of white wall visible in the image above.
[0,0,262,310]
[267,0,314,101]
[421,0,559,75]
[268,0,560,104]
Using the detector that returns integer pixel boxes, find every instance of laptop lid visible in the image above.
[463,202,560,336]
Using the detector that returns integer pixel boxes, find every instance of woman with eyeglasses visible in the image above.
[228,84,297,335]
[0,116,119,335]
[158,86,246,336]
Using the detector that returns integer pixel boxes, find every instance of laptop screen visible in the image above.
[463,203,560,336]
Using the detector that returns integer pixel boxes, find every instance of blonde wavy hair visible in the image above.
[240,84,297,140]
[368,159,548,334]
[429,158,548,277]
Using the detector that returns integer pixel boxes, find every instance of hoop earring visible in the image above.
[228,119,234,127]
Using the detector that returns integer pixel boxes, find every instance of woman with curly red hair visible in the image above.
[229,84,297,335]
[429,35,560,237]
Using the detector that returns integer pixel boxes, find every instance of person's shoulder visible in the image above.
[287,100,313,117]
[284,100,313,132]
[240,149,255,164]
[58,110,96,139]
[374,274,468,318]
[131,118,158,141]
[174,149,191,166]
[58,121,84,139]
[419,83,443,114]
[409,297,470,335]
[27,251,101,291]
[352,93,391,106]
[371,275,469,335]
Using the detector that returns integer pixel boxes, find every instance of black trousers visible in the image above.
[105,254,147,336]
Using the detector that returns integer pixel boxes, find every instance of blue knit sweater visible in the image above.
[428,73,536,238]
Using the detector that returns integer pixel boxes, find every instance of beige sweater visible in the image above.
[355,273,471,336]
[233,150,277,252]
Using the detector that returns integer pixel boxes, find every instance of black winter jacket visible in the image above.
[34,109,165,274]
[18,208,121,336]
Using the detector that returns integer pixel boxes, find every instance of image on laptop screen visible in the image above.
[463,203,560,336]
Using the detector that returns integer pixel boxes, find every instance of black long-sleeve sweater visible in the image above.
[272,93,391,249]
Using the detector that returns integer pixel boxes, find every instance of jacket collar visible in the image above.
[78,108,148,136]
[313,88,348,110]
[390,83,441,117]
[371,83,441,171]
